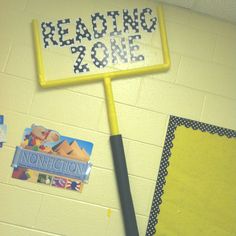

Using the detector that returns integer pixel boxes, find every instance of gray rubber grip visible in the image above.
[110,134,139,236]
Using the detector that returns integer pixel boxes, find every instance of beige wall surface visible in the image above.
[0,0,235,235]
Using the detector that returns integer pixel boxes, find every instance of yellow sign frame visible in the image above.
[32,6,170,89]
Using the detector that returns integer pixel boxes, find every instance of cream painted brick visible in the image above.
[165,4,236,39]
[163,4,192,25]
[28,231,62,236]
[1,0,28,11]
[0,74,34,113]
[201,95,236,130]
[106,209,125,236]
[5,43,37,80]
[150,52,181,83]
[129,176,156,216]
[0,147,15,183]
[0,184,42,227]
[29,232,62,236]
[112,77,142,105]
[0,7,34,45]
[189,11,234,35]
[30,89,103,131]
[26,0,117,19]
[1,111,30,148]
[69,76,142,106]
[213,35,236,68]
[0,223,59,236]
[0,223,30,236]
[190,13,215,32]
[74,167,120,209]
[35,195,108,236]
[177,57,236,99]
[140,45,163,67]
[68,81,104,98]
[107,209,148,236]
[87,167,155,216]
[0,38,11,72]
[137,78,205,120]
[99,102,168,146]
[111,0,157,9]
[166,21,216,60]
[136,215,149,236]
[26,0,156,20]
[126,141,162,180]
[214,21,236,39]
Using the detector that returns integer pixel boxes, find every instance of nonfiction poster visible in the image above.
[146,116,236,236]
[12,125,93,192]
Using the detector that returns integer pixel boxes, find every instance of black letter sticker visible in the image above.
[57,19,74,47]
[107,11,122,36]
[91,13,107,39]
[128,35,144,62]
[41,22,58,48]
[91,42,109,68]
[76,18,92,42]
[110,37,128,64]
[71,46,90,73]
[140,8,157,33]
[123,8,139,33]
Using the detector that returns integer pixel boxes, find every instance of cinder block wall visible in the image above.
[0,0,235,235]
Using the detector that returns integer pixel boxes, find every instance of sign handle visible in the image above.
[104,77,139,236]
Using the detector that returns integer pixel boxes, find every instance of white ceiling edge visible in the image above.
[158,0,236,24]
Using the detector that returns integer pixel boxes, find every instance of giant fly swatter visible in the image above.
[32,5,170,235]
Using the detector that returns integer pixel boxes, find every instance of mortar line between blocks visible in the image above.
[0,71,34,82]
[200,95,207,122]
[27,113,165,147]
[67,83,236,112]
[0,181,151,218]
[173,82,236,101]
[134,76,144,106]
[171,47,236,71]
[0,220,64,236]
[174,55,182,83]
[0,106,29,117]
[2,44,13,73]
[22,0,30,12]
[166,19,222,37]
[211,33,219,63]
[33,194,45,231]
[27,86,37,115]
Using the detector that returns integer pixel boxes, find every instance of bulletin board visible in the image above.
[146,116,236,236]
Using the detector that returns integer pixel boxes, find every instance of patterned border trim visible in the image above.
[146,115,236,236]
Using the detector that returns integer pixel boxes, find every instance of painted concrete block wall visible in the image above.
[0,0,236,235]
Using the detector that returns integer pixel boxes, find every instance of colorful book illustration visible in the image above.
[11,125,93,192]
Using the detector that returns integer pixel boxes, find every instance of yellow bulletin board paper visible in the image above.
[146,116,236,236]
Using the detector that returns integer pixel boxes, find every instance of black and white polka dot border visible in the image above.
[145,115,236,236]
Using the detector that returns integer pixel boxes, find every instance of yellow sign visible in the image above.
[32,6,170,88]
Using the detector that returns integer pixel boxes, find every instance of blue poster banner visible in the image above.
[12,147,92,182]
